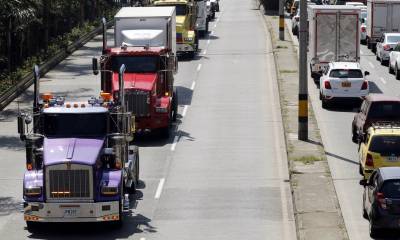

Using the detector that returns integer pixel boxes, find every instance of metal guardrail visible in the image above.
[0,21,113,111]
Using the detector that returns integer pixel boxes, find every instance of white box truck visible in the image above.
[366,0,400,52]
[114,7,176,54]
[308,5,361,80]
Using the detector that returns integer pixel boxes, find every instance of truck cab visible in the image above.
[21,66,139,230]
[152,0,199,58]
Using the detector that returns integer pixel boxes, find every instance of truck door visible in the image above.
[373,4,387,38]
[316,13,337,63]
[390,3,400,32]
[338,13,359,61]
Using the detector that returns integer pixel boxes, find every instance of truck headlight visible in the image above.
[184,37,193,42]
[155,107,168,113]
[101,186,118,196]
[24,186,42,197]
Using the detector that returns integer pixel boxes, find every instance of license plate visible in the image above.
[63,208,79,218]
[387,156,399,162]
[341,81,351,87]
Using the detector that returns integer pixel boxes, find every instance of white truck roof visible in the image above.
[115,7,175,18]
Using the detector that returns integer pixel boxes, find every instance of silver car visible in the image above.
[376,33,400,65]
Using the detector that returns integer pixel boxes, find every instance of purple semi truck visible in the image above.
[19,65,139,231]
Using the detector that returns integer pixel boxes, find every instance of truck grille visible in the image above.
[126,90,150,117]
[46,164,93,201]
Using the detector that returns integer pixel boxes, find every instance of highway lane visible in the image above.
[0,1,296,239]
[286,17,400,239]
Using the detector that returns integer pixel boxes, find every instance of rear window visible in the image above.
[382,180,400,198]
[329,69,363,78]
[369,135,400,156]
[386,35,400,44]
[368,102,400,118]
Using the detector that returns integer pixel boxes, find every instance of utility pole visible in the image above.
[279,0,284,40]
[298,0,308,140]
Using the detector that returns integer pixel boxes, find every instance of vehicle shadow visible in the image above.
[324,101,361,113]
[0,197,23,217]
[372,230,400,239]
[0,136,24,150]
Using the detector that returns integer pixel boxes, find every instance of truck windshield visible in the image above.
[43,113,107,137]
[164,4,187,16]
[329,69,363,78]
[387,35,400,44]
[111,56,158,73]
[369,135,400,156]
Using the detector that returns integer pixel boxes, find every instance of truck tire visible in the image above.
[26,221,40,233]
[172,87,178,122]
[352,127,358,143]
[206,20,209,35]
[396,64,400,80]
[367,38,371,49]
[135,153,140,184]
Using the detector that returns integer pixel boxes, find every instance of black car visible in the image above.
[360,167,400,237]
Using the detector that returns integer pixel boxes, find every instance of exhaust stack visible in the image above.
[102,18,107,54]
[33,65,40,111]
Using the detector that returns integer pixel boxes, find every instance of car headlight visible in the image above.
[184,37,193,42]
[101,186,119,196]
[24,186,42,197]
[155,107,168,113]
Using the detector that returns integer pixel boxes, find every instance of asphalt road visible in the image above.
[0,1,296,239]
[286,17,400,240]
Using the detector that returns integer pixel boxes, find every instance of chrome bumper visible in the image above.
[24,201,120,223]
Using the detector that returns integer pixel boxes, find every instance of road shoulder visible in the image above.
[261,10,349,240]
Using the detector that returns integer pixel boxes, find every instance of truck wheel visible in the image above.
[206,20,209,35]
[359,163,363,175]
[135,152,140,184]
[216,3,220,12]
[172,87,178,122]
[352,129,358,143]
[396,65,400,80]
[26,221,40,233]
[367,38,371,49]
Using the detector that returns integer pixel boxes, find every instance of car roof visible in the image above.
[365,94,400,102]
[329,62,360,69]
[379,167,400,181]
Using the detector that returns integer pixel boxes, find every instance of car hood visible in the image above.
[112,72,157,92]
[43,138,104,166]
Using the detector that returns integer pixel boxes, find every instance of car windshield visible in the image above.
[382,180,400,198]
[43,113,108,137]
[369,135,400,156]
[368,102,400,118]
[111,56,158,73]
[329,69,363,78]
[387,35,400,44]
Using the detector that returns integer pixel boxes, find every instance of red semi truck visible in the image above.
[93,7,178,137]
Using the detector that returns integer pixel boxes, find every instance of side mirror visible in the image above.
[364,71,370,76]
[92,57,99,75]
[359,179,368,186]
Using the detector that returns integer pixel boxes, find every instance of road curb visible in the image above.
[261,10,349,240]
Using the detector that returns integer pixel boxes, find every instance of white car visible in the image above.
[376,33,400,65]
[319,62,370,109]
[389,43,400,80]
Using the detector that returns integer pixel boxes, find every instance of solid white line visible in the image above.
[196,64,202,71]
[380,77,387,84]
[207,39,211,45]
[190,81,196,90]
[170,135,179,151]
[182,105,189,117]
[154,178,165,199]
[368,61,375,69]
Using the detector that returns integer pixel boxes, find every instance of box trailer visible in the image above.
[308,5,361,80]
[114,7,176,54]
[366,0,400,51]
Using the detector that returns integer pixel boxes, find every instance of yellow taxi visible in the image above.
[359,123,400,179]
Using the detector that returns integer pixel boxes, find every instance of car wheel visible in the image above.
[389,63,394,74]
[376,53,380,61]
[319,92,322,100]
[396,64,400,80]
[26,221,40,233]
[321,98,329,109]
[359,163,363,175]
[369,221,379,238]
[352,129,358,143]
